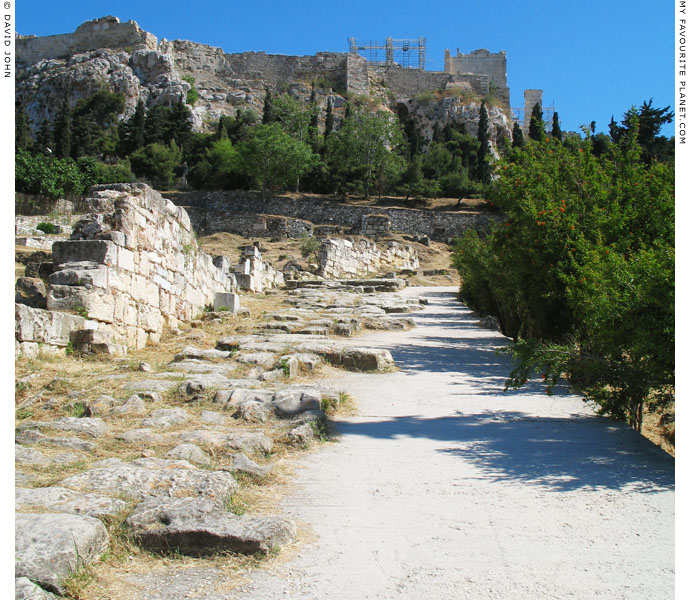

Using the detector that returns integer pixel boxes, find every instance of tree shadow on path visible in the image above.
[336,289,674,494]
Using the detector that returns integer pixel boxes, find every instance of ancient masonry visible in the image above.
[16,183,240,356]
[176,191,496,242]
[319,239,419,279]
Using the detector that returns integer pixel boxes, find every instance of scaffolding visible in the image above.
[511,103,556,130]
[347,37,426,70]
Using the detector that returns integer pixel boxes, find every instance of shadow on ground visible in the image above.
[335,412,674,493]
[338,289,675,494]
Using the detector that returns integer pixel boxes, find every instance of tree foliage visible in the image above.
[452,113,674,430]
[236,123,316,199]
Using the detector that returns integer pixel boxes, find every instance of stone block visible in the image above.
[52,240,117,267]
[48,261,109,288]
[117,247,135,271]
[214,292,240,313]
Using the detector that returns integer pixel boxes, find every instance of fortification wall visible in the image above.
[444,48,510,106]
[318,238,419,279]
[172,191,495,242]
[370,65,452,97]
[16,16,157,65]
[38,184,236,351]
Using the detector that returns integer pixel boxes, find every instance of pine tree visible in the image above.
[262,88,275,124]
[528,102,545,142]
[551,111,562,142]
[54,97,72,159]
[512,121,524,148]
[15,103,32,152]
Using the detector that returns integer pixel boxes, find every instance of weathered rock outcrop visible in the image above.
[17,16,513,142]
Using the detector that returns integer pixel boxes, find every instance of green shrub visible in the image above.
[36,222,57,234]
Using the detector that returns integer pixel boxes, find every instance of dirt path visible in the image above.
[227,286,674,599]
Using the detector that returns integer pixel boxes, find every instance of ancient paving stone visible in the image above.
[200,410,226,425]
[168,359,236,375]
[14,445,49,466]
[213,388,274,410]
[142,408,190,429]
[273,388,322,418]
[88,394,122,415]
[15,487,127,517]
[326,347,395,371]
[221,452,272,478]
[286,352,321,371]
[361,316,415,330]
[233,400,273,423]
[116,428,168,445]
[15,445,85,466]
[235,352,276,368]
[18,417,109,438]
[166,443,212,466]
[15,513,109,595]
[125,497,296,555]
[173,346,233,361]
[58,458,238,507]
[258,368,285,382]
[15,430,97,452]
[15,577,59,599]
[178,430,273,455]
[111,394,147,415]
[125,379,181,393]
[288,423,316,446]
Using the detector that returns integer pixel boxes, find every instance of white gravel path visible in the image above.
[231,287,674,600]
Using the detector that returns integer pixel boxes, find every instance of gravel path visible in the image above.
[229,286,674,600]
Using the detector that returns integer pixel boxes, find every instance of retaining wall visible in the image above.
[171,191,495,242]
[318,238,419,279]
[20,183,236,353]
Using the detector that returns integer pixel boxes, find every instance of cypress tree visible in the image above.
[54,97,72,159]
[475,101,491,183]
[551,111,562,142]
[324,96,334,140]
[37,119,55,155]
[262,88,275,124]
[15,103,32,152]
[308,84,319,151]
[512,121,524,148]
[528,102,545,141]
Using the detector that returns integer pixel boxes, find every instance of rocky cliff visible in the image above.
[16,15,513,145]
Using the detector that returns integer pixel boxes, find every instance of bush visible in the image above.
[36,222,57,234]
[300,234,320,259]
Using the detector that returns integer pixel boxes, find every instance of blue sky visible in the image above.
[17,0,675,137]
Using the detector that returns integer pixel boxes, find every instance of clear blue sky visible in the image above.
[16,0,676,136]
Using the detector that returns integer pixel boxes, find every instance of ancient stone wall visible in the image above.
[370,65,453,98]
[318,239,419,279]
[183,208,314,239]
[444,48,510,106]
[39,183,236,351]
[172,191,495,242]
[16,16,157,65]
